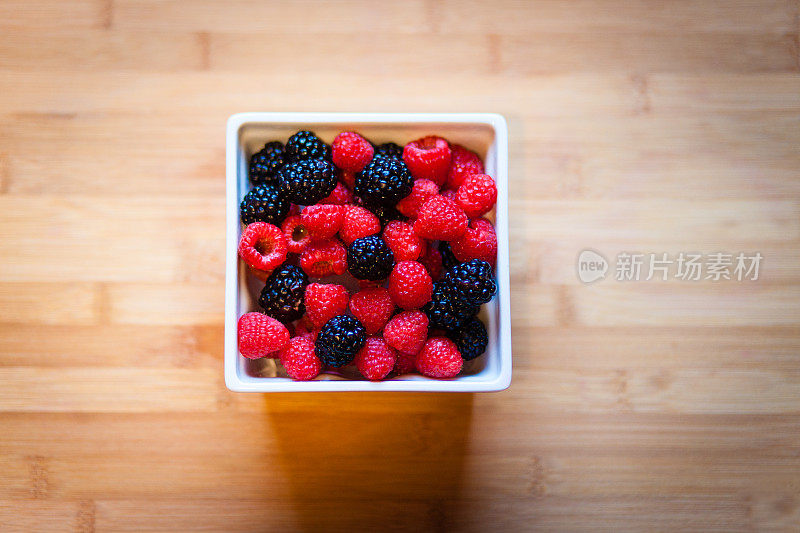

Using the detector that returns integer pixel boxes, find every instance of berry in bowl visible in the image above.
[225,113,510,392]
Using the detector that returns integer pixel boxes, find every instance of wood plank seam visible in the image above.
[425,0,442,34]
[556,285,576,326]
[630,73,652,115]
[197,31,211,70]
[9,111,79,122]
[487,33,501,74]
[794,7,800,71]
[94,283,111,327]
[99,0,113,30]
[76,500,96,533]
[0,152,8,194]
[613,369,634,412]
[527,455,547,498]
[27,455,49,499]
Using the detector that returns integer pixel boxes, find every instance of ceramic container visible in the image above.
[225,112,510,392]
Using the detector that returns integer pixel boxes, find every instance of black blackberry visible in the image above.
[347,235,395,281]
[240,183,291,225]
[258,264,308,324]
[444,259,497,306]
[315,315,366,367]
[422,280,478,331]
[277,159,337,205]
[438,241,460,271]
[355,155,413,207]
[448,317,488,361]
[285,130,330,162]
[444,259,497,305]
[362,201,407,226]
[374,142,403,160]
[249,141,285,184]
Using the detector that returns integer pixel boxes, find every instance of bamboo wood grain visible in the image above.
[1,0,799,531]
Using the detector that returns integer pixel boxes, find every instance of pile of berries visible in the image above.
[237,130,498,381]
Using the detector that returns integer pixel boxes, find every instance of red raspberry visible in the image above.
[388,261,433,310]
[332,131,374,173]
[383,220,423,262]
[301,204,345,240]
[304,283,350,328]
[412,195,468,241]
[393,352,417,375]
[299,239,347,278]
[455,173,497,218]
[237,312,290,359]
[446,144,484,190]
[357,278,384,290]
[319,181,353,205]
[403,136,451,187]
[396,178,439,218]
[349,287,394,335]
[292,318,318,343]
[280,215,311,254]
[355,337,397,381]
[416,337,463,379]
[279,337,322,380]
[451,218,497,266]
[418,241,443,281]
[440,188,457,202]
[383,310,429,355]
[339,205,381,245]
[338,169,356,190]
[238,222,289,272]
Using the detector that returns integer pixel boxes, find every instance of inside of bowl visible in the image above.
[235,119,502,385]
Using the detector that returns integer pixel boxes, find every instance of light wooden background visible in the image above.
[1,1,799,531]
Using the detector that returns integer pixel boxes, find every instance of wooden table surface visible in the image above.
[2,1,800,531]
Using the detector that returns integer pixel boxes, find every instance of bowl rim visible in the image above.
[225,112,511,392]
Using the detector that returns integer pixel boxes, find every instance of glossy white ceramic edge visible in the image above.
[225,112,510,393]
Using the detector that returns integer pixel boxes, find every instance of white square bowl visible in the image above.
[225,112,510,392]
